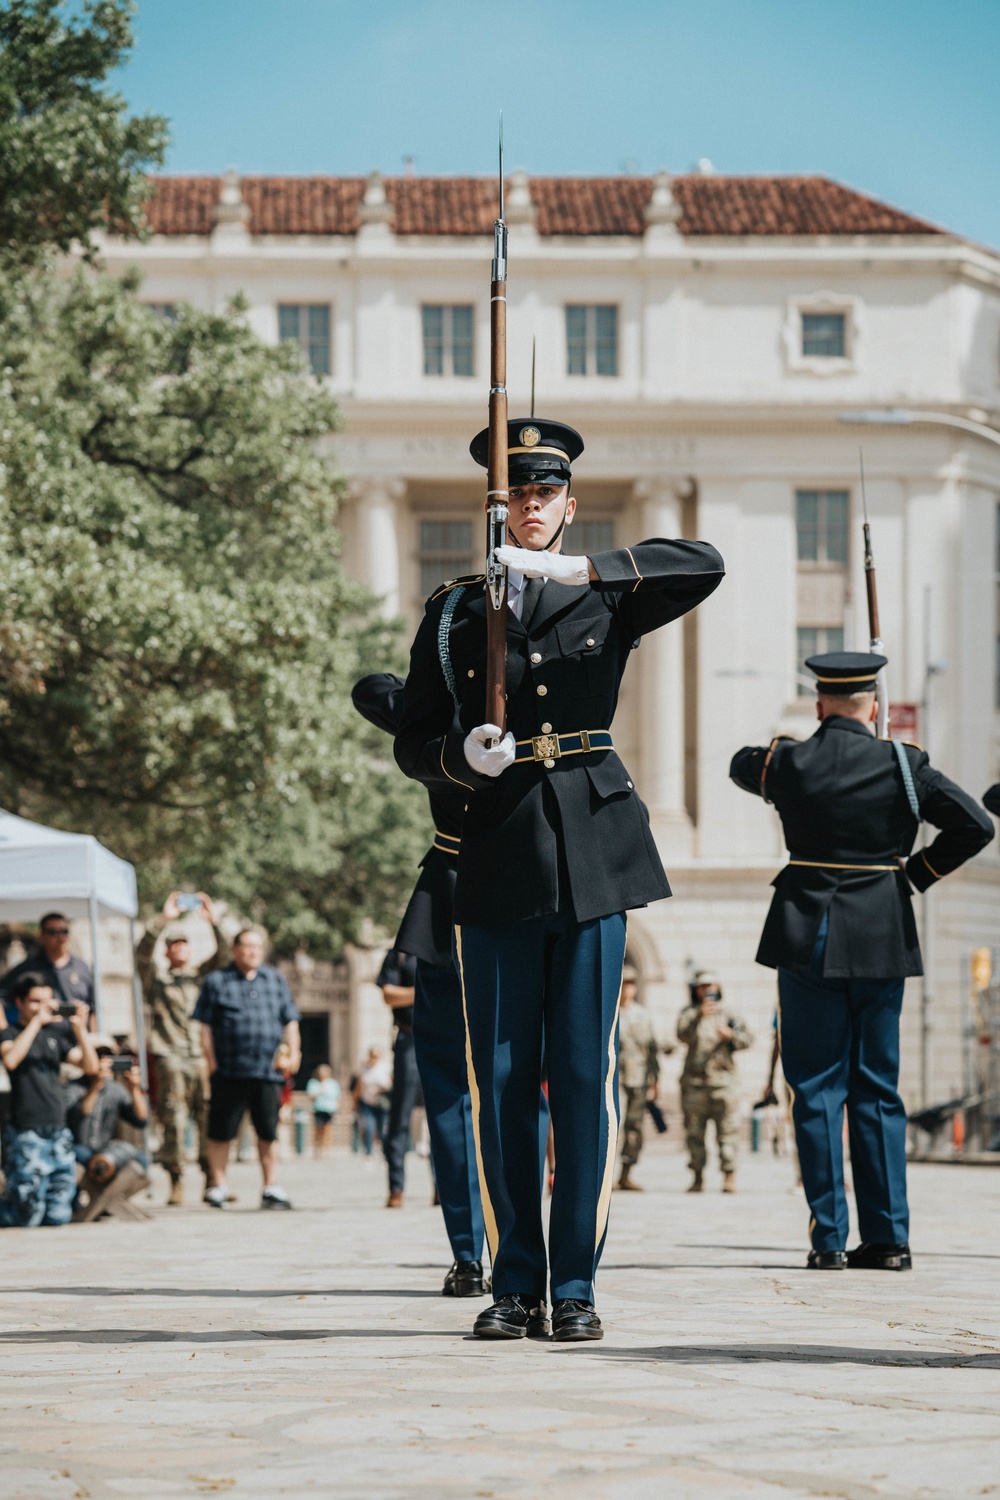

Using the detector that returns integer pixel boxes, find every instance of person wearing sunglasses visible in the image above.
[1,913,95,1031]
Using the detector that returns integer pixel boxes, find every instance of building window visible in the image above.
[801,312,845,359]
[422,305,474,377]
[572,519,615,556]
[784,294,858,375]
[278,304,331,376]
[143,302,178,322]
[796,489,850,695]
[418,519,475,599]
[566,305,618,377]
[796,490,848,564]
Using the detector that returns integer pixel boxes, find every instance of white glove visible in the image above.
[463,724,516,778]
[493,545,590,586]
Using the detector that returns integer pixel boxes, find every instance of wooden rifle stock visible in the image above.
[485,273,508,732]
[863,522,881,643]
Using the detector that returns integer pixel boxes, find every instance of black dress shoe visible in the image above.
[473,1294,549,1340]
[551,1299,604,1341]
[807,1249,848,1269]
[847,1241,912,1271]
[442,1260,490,1298]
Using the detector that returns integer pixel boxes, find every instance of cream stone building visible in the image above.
[98,168,1000,1113]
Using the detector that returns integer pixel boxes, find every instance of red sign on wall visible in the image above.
[890,702,919,740]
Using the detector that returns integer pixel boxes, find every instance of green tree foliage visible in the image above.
[0,271,429,951]
[0,0,167,266]
[0,1,429,951]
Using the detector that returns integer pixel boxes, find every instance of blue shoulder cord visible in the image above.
[892,738,922,823]
[436,585,466,706]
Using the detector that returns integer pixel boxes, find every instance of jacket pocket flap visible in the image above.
[585,755,633,802]
[553,615,610,657]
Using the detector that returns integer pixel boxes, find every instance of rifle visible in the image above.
[484,118,509,734]
[860,448,890,739]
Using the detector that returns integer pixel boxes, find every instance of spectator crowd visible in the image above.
[0,899,761,1229]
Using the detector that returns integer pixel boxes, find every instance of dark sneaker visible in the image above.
[807,1249,848,1269]
[551,1299,604,1342]
[261,1186,292,1211]
[473,1294,549,1340]
[443,1260,490,1297]
[847,1241,912,1271]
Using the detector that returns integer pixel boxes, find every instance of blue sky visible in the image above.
[116,0,1000,248]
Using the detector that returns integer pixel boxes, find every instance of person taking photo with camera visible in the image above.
[0,974,98,1227]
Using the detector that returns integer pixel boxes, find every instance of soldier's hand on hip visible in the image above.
[464,725,516,778]
[493,545,591,587]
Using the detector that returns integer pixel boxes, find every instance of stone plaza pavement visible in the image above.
[0,1139,997,1500]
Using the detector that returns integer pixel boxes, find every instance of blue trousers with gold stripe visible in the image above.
[778,917,909,1252]
[457,908,626,1304]
[413,958,485,1263]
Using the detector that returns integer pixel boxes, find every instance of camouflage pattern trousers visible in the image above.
[0,1127,77,1227]
[153,1057,208,1180]
[619,1085,648,1168]
[681,1082,739,1174]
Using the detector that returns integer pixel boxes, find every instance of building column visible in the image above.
[354,477,405,618]
[634,479,694,860]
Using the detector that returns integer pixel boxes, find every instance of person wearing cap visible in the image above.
[395,416,724,1341]
[615,964,662,1192]
[1,913,95,1029]
[136,892,228,1206]
[676,970,752,1193]
[731,651,992,1270]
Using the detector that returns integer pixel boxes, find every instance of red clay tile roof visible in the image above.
[144,174,943,239]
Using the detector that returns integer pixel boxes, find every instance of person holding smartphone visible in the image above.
[66,1039,149,1169]
[0,974,99,1227]
[136,891,228,1206]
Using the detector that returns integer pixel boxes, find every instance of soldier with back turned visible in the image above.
[731,651,992,1270]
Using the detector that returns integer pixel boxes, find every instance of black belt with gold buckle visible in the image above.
[513,729,613,766]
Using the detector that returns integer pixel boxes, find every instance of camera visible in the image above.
[175,893,201,912]
[56,1002,77,1019]
[111,1056,136,1075]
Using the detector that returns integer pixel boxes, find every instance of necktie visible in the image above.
[520,576,544,629]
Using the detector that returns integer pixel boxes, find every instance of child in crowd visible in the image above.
[307,1064,341,1158]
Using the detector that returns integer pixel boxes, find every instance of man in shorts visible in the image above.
[194,928,301,1210]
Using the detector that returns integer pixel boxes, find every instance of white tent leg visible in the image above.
[88,888,103,1032]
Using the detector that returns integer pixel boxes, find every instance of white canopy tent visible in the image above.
[0,809,139,1039]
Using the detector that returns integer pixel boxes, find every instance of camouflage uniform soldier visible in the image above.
[136,892,227,1206]
[677,970,752,1194]
[616,965,662,1192]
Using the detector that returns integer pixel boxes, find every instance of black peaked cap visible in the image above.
[806,651,887,694]
[470,418,584,486]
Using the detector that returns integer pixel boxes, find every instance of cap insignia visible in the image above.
[519,425,541,448]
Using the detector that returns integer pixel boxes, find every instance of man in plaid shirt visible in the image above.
[195,929,300,1210]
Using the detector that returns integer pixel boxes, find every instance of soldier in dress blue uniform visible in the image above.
[353,674,552,1298]
[731,652,993,1271]
[353,674,489,1297]
[394,418,725,1340]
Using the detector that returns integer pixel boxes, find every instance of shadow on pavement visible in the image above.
[0,1327,457,1344]
[0,1286,441,1299]
[593,1343,1000,1368]
[603,1262,799,1272]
